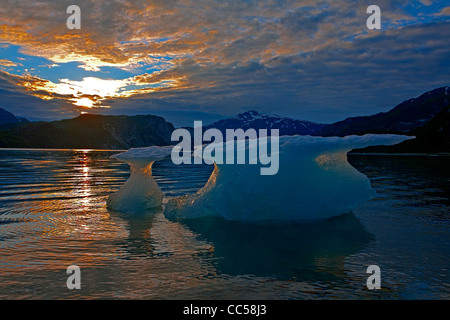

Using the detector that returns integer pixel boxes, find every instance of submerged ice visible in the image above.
[106,146,172,213]
[164,134,413,221]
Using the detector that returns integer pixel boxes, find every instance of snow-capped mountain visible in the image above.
[201,87,449,152]
[204,110,326,135]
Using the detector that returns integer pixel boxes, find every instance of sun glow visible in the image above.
[15,73,183,109]
[74,97,95,108]
[56,77,129,97]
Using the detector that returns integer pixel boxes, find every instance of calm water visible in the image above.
[0,149,449,299]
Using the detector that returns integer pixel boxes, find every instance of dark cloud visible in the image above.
[100,21,450,126]
[0,71,78,120]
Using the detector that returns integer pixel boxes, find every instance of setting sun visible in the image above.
[73,97,94,108]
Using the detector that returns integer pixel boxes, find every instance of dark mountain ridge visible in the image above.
[351,102,450,154]
[0,107,29,126]
[319,87,449,137]
[202,87,449,139]
[0,86,448,151]
[0,113,175,149]
[200,87,449,152]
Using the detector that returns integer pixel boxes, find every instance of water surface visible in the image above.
[0,149,448,299]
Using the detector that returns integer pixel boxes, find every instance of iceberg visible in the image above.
[107,146,172,213]
[164,134,413,221]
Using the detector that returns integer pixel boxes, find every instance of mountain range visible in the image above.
[203,87,449,153]
[203,110,326,136]
[0,113,174,149]
[205,87,449,137]
[0,86,448,152]
[319,87,449,137]
[351,98,450,154]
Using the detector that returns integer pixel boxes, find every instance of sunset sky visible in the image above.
[0,0,449,126]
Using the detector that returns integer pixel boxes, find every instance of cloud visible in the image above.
[0,0,449,126]
[435,6,450,16]
[0,0,424,70]
[99,20,450,125]
[0,68,185,111]
[0,71,78,120]
[0,59,17,67]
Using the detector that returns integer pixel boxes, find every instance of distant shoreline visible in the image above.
[0,148,127,152]
[349,152,450,157]
[2,147,449,157]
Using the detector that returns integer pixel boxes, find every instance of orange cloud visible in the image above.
[0,58,17,67]
[1,69,186,109]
